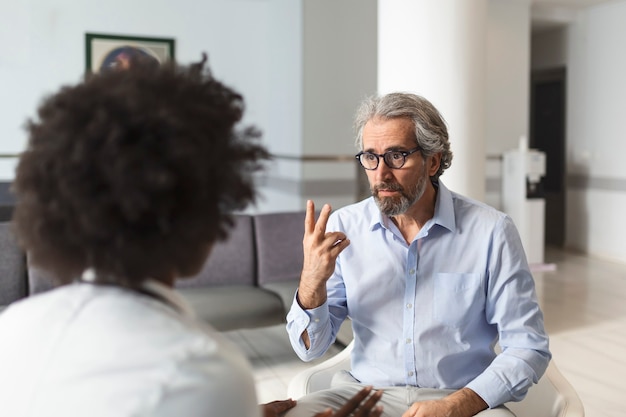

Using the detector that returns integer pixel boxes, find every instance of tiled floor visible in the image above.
[224,247,626,417]
[534,248,626,417]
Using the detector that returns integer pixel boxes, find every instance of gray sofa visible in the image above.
[0,211,306,331]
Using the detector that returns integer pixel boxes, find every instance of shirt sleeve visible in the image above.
[286,293,335,361]
[286,214,349,361]
[465,215,551,407]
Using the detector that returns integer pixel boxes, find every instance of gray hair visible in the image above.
[354,92,453,180]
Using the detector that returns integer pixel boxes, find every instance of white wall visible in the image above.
[0,0,272,179]
[486,0,530,157]
[302,1,377,157]
[266,0,303,158]
[253,0,377,213]
[564,0,626,262]
[485,0,531,210]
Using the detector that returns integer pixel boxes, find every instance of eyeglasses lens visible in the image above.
[385,152,405,169]
[360,153,378,169]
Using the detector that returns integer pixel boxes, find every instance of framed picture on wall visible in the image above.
[85,33,175,74]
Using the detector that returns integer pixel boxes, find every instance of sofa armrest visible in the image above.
[287,340,354,399]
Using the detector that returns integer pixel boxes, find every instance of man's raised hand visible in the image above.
[297,200,350,309]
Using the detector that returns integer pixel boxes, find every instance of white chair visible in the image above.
[288,341,584,417]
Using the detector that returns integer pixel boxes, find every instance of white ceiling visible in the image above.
[530,0,620,32]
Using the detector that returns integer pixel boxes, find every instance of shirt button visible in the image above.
[314,318,320,323]
[409,269,415,275]
[406,303,413,309]
[405,338,412,344]
[408,371,414,376]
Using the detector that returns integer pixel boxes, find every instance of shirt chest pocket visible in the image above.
[433,273,484,327]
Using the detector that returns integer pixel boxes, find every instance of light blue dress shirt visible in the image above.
[287,181,551,408]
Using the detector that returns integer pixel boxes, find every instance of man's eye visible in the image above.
[364,153,377,161]
[390,152,403,160]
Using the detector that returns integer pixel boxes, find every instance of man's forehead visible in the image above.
[362,117,416,149]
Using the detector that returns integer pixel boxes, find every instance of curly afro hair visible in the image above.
[13,55,269,285]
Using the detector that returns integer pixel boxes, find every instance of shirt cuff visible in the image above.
[303,303,330,335]
[288,290,329,333]
[465,371,511,409]
[292,289,330,333]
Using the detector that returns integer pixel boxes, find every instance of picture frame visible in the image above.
[85,33,175,74]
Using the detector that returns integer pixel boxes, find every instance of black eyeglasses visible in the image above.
[355,147,421,170]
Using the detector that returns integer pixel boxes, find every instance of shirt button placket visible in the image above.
[403,242,419,386]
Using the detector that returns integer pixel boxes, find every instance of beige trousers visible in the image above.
[283,371,515,417]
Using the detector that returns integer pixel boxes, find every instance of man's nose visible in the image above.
[374,160,394,181]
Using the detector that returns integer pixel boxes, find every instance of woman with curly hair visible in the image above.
[0,56,382,417]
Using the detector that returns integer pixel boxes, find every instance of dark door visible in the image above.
[530,68,566,247]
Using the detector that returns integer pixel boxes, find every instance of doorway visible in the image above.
[530,67,566,247]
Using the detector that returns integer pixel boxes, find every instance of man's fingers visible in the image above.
[304,200,316,234]
[323,231,347,245]
[304,200,332,238]
[329,236,350,256]
[314,203,332,235]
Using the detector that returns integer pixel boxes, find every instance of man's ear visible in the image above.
[428,153,442,177]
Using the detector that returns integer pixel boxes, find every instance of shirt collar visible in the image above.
[365,198,386,231]
[431,180,456,233]
[79,269,196,318]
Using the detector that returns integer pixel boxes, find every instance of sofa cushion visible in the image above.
[176,214,256,288]
[0,222,27,307]
[177,286,285,331]
[254,211,306,286]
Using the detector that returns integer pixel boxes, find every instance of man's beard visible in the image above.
[372,166,428,217]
